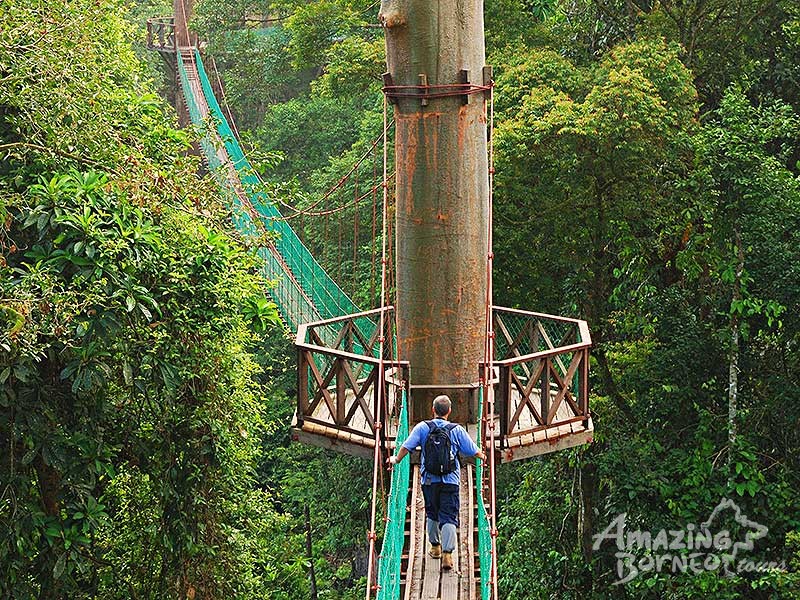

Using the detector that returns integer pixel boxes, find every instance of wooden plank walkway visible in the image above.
[403,464,477,599]
[178,49,227,167]
[178,47,321,330]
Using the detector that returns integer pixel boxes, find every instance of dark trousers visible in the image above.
[422,482,460,528]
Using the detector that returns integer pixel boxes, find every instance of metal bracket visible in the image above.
[459,69,470,105]
[482,65,493,98]
[382,72,396,104]
[418,73,428,106]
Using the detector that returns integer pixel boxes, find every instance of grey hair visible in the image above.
[432,395,451,417]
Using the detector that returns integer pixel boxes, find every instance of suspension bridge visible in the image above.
[148,3,593,597]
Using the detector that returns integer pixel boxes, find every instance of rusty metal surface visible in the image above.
[381,0,490,426]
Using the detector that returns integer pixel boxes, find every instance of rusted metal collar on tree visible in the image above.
[382,67,494,105]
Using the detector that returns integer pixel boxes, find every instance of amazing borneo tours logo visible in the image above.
[593,498,785,584]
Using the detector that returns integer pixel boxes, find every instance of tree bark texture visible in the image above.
[173,0,195,128]
[380,0,489,424]
[728,229,743,463]
[173,0,195,48]
[305,504,318,599]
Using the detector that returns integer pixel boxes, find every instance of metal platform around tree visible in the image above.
[293,306,592,462]
[146,17,176,54]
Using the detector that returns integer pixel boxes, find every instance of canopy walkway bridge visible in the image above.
[148,11,592,598]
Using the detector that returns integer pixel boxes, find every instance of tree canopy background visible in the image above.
[1,0,799,598]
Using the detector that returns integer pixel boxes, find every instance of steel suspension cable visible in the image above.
[371,151,378,303]
[179,5,393,224]
[182,37,395,223]
[353,166,359,295]
[209,55,242,142]
[486,77,499,600]
[365,92,392,600]
[173,12,333,324]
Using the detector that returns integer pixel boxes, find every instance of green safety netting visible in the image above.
[375,386,493,599]
[176,49,360,331]
[176,49,485,597]
[475,386,493,600]
[376,388,410,599]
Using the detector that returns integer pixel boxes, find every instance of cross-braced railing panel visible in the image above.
[493,307,586,363]
[306,313,383,360]
[502,351,588,432]
[492,307,591,446]
[297,308,408,445]
[303,352,379,432]
[146,17,176,52]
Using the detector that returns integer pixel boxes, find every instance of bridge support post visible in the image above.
[173,0,196,127]
[380,0,489,425]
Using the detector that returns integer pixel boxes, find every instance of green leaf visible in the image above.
[21,448,36,465]
[52,553,66,579]
[139,303,152,321]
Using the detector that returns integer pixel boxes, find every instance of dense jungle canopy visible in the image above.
[1,0,799,598]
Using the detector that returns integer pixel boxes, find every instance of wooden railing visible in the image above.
[489,307,591,446]
[296,305,589,451]
[146,17,176,53]
[296,307,409,446]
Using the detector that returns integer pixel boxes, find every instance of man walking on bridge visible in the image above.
[388,395,486,570]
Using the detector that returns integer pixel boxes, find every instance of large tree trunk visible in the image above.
[578,459,596,588]
[379,0,489,424]
[173,0,195,48]
[305,505,318,599]
[728,229,743,469]
[173,0,195,127]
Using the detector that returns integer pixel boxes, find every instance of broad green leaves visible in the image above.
[494,38,697,321]
[0,1,291,597]
[690,86,799,339]
[491,26,800,600]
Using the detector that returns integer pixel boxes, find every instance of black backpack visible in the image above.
[423,421,458,476]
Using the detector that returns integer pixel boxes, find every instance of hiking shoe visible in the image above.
[428,544,442,559]
[442,551,453,570]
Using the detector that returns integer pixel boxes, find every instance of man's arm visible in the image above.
[388,421,426,466]
[457,426,487,461]
[388,445,409,466]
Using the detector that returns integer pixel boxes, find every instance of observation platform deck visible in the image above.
[146,17,176,54]
[292,386,593,461]
[293,306,593,462]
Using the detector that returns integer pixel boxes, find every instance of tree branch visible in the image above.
[0,142,116,173]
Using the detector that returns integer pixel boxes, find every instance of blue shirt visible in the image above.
[402,418,480,485]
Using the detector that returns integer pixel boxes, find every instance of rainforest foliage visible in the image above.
[1,0,799,598]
